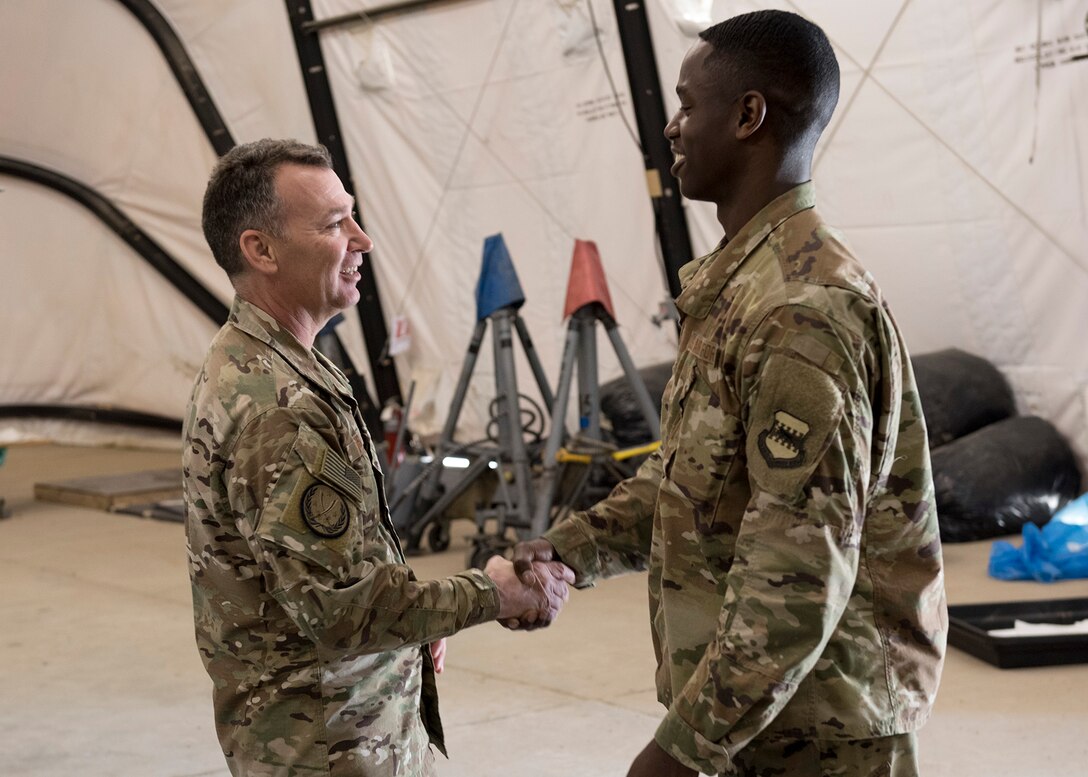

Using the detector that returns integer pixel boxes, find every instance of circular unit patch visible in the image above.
[301,483,350,538]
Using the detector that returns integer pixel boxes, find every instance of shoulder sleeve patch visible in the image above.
[301,483,350,538]
[746,351,845,502]
[757,410,810,468]
[256,423,369,546]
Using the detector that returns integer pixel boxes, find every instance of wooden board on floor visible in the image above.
[34,469,181,511]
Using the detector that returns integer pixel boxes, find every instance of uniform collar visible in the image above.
[675,181,817,320]
[229,296,353,399]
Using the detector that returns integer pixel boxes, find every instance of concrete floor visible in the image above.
[1,443,1086,777]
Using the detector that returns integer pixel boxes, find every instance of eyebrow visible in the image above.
[321,204,353,223]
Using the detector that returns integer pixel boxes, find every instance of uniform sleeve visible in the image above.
[227,407,500,654]
[655,305,874,775]
[544,445,663,585]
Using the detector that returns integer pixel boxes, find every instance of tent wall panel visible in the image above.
[0,176,217,445]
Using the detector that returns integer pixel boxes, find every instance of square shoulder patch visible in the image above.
[746,351,845,502]
[260,423,368,547]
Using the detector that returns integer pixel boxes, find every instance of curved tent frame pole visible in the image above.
[115,0,234,156]
[0,155,230,325]
[108,0,391,434]
[0,405,182,433]
[3,152,385,434]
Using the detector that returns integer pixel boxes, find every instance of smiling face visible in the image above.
[267,163,373,328]
[663,41,743,206]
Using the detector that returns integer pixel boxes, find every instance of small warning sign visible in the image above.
[388,315,411,356]
[576,94,630,124]
[1014,24,1088,69]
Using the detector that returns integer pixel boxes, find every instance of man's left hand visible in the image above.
[626,739,697,777]
[430,638,447,674]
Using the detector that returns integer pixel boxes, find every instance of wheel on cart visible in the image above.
[427,522,451,553]
[466,536,507,569]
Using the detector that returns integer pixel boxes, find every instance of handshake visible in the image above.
[484,539,575,630]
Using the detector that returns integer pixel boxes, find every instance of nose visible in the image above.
[663,110,679,141]
[349,219,373,253]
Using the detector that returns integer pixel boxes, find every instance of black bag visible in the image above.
[932,416,1082,542]
[913,348,1017,448]
[599,361,674,446]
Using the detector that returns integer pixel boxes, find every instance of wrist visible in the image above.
[457,568,502,624]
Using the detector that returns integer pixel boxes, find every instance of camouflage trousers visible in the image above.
[727,733,918,777]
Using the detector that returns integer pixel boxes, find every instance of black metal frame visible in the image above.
[8,0,688,436]
[301,0,475,33]
[0,155,230,325]
[285,0,402,424]
[610,0,694,299]
[298,0,695,298]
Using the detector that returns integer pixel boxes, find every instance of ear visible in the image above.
[735,91,767,140]
[239,228,278,276]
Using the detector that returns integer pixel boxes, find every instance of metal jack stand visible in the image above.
[404,234,555,562]
[531,239,661,535]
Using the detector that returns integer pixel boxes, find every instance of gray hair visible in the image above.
[201,138,333,277]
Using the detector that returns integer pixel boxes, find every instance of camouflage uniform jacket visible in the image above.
[183,297,500,776]
[545,183,947,775]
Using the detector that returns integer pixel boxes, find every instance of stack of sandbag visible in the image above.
[600,349,1082,543]
[914,348,1082,542]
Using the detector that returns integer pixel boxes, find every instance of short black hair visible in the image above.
[699,10,840,149]
[201,138,332,277]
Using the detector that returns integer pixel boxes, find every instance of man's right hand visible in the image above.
[484,555,573,629]
[511,537,561,585]
[500,538,572,630]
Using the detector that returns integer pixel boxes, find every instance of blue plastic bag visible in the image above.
[989,493,1088,582]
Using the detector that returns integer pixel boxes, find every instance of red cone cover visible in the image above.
[563,239,615,320]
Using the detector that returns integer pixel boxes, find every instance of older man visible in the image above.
[515,11,947,777]
[184,138,570,776]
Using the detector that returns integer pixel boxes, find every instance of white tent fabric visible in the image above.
[311,0,679,437]
[1,0,1086,469]
[1,0,226,447]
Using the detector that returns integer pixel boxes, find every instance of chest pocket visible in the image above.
[659,352,696,445]
[661,351,742,535]
[255,423,383,578]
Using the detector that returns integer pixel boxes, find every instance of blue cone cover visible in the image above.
[475,233,526,321]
